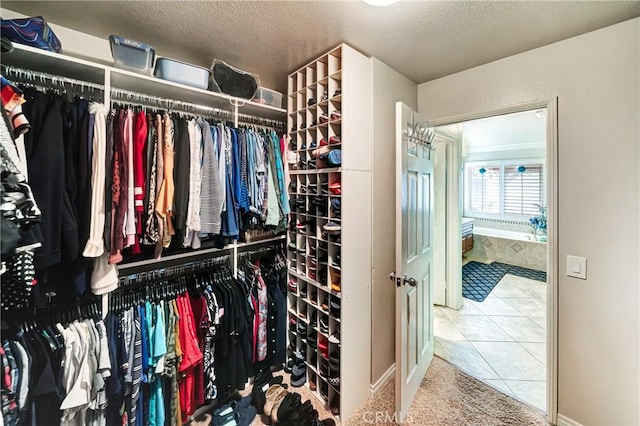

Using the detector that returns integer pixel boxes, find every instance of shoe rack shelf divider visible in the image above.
[286,44,372,421]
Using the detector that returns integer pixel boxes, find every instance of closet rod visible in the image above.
[118,255,231,287]
[111,88,286,129]
[116,243,234,277]
[2,65,105,91]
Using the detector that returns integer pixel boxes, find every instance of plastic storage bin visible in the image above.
[154,57,210,90]
[253,87,283,108]
[109,35,155,75]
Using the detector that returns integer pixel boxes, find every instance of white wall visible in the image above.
[370,58,418,386]
[418,18,639,426]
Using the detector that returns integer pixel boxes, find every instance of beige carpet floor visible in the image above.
[247,356,547,425]
[345,356,548,426]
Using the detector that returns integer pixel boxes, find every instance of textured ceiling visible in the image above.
[3,1,639,93]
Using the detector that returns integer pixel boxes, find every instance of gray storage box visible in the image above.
[110,35,155,75]
[154,57,211,90]
[253,87,283,108]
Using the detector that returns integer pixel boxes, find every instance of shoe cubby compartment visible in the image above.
[288,44,371,421]
[296,70,306,92]
[328,48,341,76]
[317,56,328,81]
[305,65,316,88]
[317,79,329,104]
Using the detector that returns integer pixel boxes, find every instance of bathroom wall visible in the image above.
[418,18,639,425]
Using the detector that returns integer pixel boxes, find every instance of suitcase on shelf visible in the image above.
[1,16,62,53]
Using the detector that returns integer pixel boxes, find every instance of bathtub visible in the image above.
[473,227,544,243]
[468,226,546,272]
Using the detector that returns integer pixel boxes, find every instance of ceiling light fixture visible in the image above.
[363,0,398,6]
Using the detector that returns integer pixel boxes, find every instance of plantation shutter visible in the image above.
[467,165,501,215]
[504,164,544,216]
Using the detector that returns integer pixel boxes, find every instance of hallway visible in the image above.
[434,274,547,412]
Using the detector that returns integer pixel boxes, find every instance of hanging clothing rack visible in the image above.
[2,65,105,93]
[111,87,286,130]
[118,254,231,287]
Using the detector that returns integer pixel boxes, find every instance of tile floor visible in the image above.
[434,273,547,412]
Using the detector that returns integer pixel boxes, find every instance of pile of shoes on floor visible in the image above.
[188,368,335,426]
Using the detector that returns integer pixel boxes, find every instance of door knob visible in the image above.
[390,273,417,287]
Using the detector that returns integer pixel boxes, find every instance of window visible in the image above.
[464,160,544,220]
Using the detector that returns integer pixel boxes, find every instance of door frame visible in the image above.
[429,99,559,424]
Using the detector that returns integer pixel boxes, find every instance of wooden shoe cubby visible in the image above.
[286,44,372,421]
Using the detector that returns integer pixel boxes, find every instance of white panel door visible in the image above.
[394,102,435,423]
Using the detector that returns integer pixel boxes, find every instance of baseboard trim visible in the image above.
[371,364,395,396]
[557,414,583,426]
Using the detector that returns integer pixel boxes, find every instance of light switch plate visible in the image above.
[566,255,587,279]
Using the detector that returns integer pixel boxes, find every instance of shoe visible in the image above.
[290,363,307,388]
[307,98,317,106]
[323,222,341,233]
[319,114,329,124]
[318,335,329,358]
[289,317,297,331]
[329,135,341,144]
[264,385,287,416]
[329,328,340,344]
[276,392,303,424]
[297,322,307,338]
[330,297,341,317]
[312,145,330,160]
[288,242,297,252]
[321,92,328,101]
[319,358,329,377]
[309,315,317,328]
[328,375,340,389]
[291,125,297,132]
[320,382,329,402]
[332,89,341,97]
[318,269,327,285]
[309,377,317,391]
[330,111,341,121]
[330,398,340,415]
[238,405,258,426]
[330,199,341,217]
[296,221,306,231]
[311,120,317,127]
[271,392,289,424]
[284,358,294,373]
[321,296,329,312]
[331,282,341,293]
[300,122,307,129]
[300,286,308,298]
[308,330,317,349]
[191,413,212,426]
[288,279,297,293]
[329,181,341,195]
[309,140,317,149]
[331,250,340,267]
[327,149,341,167]
[319,138,328,146]
[319,316,329,334]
